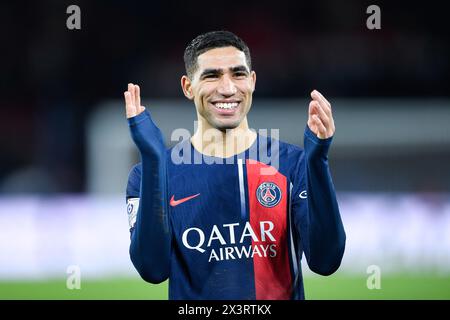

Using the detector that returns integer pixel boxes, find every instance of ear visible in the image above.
[181,75,194,100]
[250,70,256,92]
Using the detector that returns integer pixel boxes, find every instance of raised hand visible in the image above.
[124,82,165,156]
[307,90,335,139]
[124,83,145,119]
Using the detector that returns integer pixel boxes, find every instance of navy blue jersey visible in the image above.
[126,110,345,300]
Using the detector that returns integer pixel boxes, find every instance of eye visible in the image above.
[234,72,247,78]
[203,74,218,79]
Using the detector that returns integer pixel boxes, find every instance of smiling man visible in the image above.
[124,31,346,300]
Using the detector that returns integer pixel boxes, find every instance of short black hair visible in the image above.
[183,30,252,79]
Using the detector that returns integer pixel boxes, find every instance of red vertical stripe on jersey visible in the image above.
[246,159,291,300]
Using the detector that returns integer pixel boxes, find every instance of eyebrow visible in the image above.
[230,66,249,73]
[199,65,250,79]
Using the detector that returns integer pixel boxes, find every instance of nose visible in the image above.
[217,74,237,96]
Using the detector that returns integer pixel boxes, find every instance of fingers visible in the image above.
[128,83,135,104]
[312,114,327,138]
[124,91,132,108]
[124,82,146,118]
[135,84,141,111]
[124,83,140,119]
[124,91,136,118]
[309,100,330,128]
[311,89,332,118]
[308,89,335,139]
[311,89,331,107]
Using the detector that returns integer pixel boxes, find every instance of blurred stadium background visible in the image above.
[1,0,449,299]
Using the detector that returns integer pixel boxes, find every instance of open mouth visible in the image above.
[210,101,241,114]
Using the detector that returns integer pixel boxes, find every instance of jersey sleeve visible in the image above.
[126,164,141,200]
[126,110,171,284]
[290,126,346,276]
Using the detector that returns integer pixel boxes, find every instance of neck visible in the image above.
[191,116,257,158]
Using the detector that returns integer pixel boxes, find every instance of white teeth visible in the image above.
[215,102,238,109]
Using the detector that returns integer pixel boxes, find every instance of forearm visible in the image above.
[128,111,171,283]
[303,126,346,275]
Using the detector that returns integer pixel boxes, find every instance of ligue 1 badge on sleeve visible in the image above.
[256,182,282,208]
[127,198,140,228]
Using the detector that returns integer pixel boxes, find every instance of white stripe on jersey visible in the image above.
[289,183,299,278]
[238,159,246,220]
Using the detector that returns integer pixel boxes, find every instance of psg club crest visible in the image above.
[256,182,282,208]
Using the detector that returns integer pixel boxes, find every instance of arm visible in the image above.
[295,90,346,276]
[124,83,171,283]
